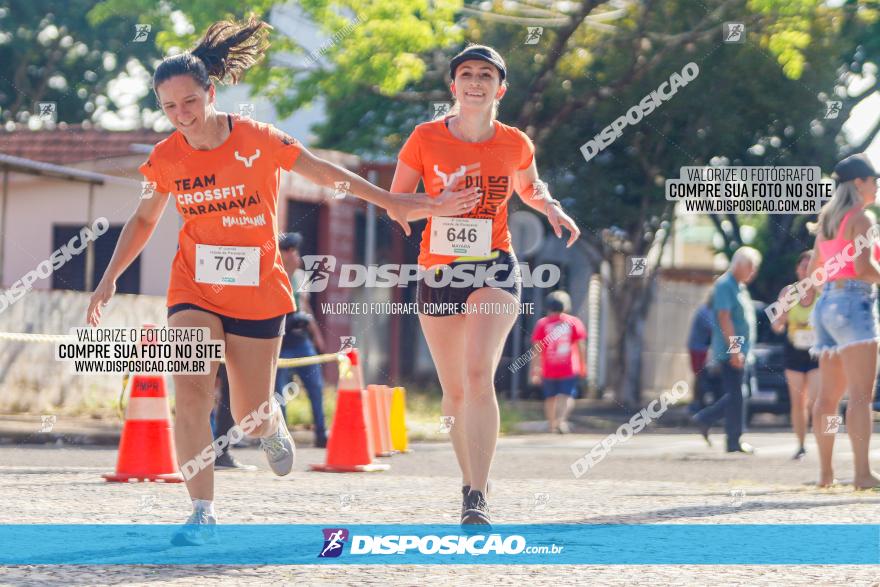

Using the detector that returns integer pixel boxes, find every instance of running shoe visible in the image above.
[460,482,492,517]
[170,509,217,546]
[461,490,491,527]
[213,451,257,472]
[259,405,296,476]
[727,442,756,455]
[792,446,806,460]
[557,421,572,434]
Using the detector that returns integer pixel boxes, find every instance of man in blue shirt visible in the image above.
[693,246,761,453]
[276,233,328,448]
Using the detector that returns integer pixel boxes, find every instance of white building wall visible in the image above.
[1,161,179,296]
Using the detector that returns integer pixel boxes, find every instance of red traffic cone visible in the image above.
[103,373,183,483]
[310,349,389,472]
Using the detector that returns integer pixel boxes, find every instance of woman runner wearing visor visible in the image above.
[392,45,581,525]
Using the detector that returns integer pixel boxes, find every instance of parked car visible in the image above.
[748,301,790,423]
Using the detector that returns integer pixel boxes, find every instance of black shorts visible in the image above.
[417,250,522,317]
[167,303,285,339]
[783,343,819,373]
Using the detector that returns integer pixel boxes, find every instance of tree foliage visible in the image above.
[0,0,159,126]
[24,0,880,402]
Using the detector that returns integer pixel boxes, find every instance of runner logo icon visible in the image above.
[299,255,337,293]
[318,528,349,558]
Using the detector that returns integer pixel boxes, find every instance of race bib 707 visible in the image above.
[195,245,260,286]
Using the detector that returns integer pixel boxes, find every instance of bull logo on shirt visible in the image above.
[433,164,469,190]
[234,149,261,168]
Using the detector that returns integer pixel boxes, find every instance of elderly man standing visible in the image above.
[692,246,762,454]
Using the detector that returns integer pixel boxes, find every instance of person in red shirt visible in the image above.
[529,291,587,434]
[85,17,478,545]
[391,45,580,526]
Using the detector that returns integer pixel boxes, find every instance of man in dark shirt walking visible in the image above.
[276,233,328,448]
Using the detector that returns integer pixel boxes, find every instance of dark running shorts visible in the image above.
[167,303,285,339]
[417,250,522,317]
[783,343,818,373]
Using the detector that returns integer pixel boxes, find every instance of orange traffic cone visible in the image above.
[311,349,389,472]
[367,385,393,457]
[381,386,395,452]
[344,347,377,456]
[103,373,183,483]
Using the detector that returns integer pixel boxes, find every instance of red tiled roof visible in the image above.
[0,126,170,165]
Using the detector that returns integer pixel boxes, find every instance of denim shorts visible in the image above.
[810,279,879,356]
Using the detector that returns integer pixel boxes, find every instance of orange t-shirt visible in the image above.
[398,118,535,268]
[139,114,301,320]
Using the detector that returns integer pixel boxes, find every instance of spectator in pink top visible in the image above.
[529,291,587,433]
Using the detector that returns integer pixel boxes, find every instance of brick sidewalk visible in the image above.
[1,433,879,584]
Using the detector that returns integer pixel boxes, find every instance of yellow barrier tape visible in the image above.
[274,353,344,369]
[115,354,349,420]
[336,353,353,379]
[0,331,347,370]
[0,332,74,343]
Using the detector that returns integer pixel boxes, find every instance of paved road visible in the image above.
[2,431,879,585]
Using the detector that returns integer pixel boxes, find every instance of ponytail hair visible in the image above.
[816,180,863,240]
[153,16,271,92]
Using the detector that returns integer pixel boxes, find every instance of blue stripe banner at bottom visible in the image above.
[0,525,877,565]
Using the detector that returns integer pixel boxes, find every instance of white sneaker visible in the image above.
[170,509,217,546]
[259,405,296,476]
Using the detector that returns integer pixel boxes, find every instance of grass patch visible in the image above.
[283,383,544,440]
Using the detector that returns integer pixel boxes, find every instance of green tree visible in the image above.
[0,0,160,126]
[89,0,879,405]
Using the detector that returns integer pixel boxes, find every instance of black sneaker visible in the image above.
[460,485,470,518]
[691,415,712,447]
[461,490,491,527]
[214,451,257,472]
[792,446,806,460]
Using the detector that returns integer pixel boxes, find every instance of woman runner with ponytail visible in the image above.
[391,45,580,525]
[86,17,479,544]
[808,153,880,489]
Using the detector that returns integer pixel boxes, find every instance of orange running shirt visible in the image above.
[398,118,535,268]
[139,114,301,319]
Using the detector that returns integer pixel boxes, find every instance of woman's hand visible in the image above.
[86,278,116,327]
[383,186,482,233]
[546,202,581,247]
[428,185,482,217]
[384,199,416,236]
